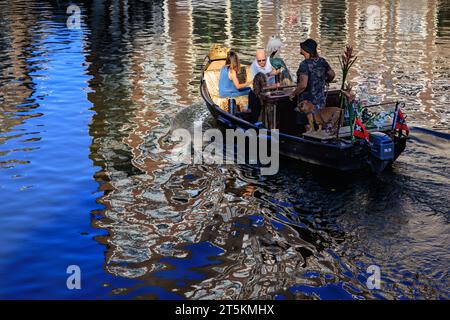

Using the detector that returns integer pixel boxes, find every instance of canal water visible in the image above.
[0,0,448,299]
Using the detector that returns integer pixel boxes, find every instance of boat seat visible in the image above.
[204,63,251,113]
[207,60,227,71]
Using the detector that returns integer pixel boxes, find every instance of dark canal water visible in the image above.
[0,0,449,299]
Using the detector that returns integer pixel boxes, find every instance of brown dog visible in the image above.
[298,100,342,133]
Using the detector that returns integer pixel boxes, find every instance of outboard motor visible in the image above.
[368,132,395,174]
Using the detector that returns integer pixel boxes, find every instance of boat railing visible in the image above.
[354,100,403,132]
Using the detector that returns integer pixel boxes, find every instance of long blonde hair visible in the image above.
[226,51,241,74]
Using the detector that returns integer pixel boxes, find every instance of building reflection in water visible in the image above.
[0,1,40,161]
[80,0,449,298]
[0,0,447,299]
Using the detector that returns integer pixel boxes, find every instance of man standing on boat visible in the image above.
[289,39,336,129]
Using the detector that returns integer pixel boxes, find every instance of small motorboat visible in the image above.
[199,45,408,174]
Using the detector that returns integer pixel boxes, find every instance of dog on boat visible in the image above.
[298,100,342,133]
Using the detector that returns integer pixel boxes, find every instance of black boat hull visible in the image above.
[200,72,407,173]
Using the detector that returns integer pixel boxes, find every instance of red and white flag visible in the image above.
[353,118,369,142]
[395,109,409,136]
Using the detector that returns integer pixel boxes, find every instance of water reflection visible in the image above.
[0,0,448,299]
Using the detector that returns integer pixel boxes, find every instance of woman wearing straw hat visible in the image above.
[266,36,292,83]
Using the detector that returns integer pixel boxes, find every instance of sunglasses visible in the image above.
[257,59,266,63]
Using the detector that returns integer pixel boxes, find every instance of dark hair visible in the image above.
[253,72,267,99]
[300,38,318,57]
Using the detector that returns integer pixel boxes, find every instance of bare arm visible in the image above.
[230,70,252,89]
[289,74,308,100]
[326,67,335,83]
[268,67,282,76]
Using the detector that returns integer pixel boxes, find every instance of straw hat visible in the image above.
[208,44,229,61]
